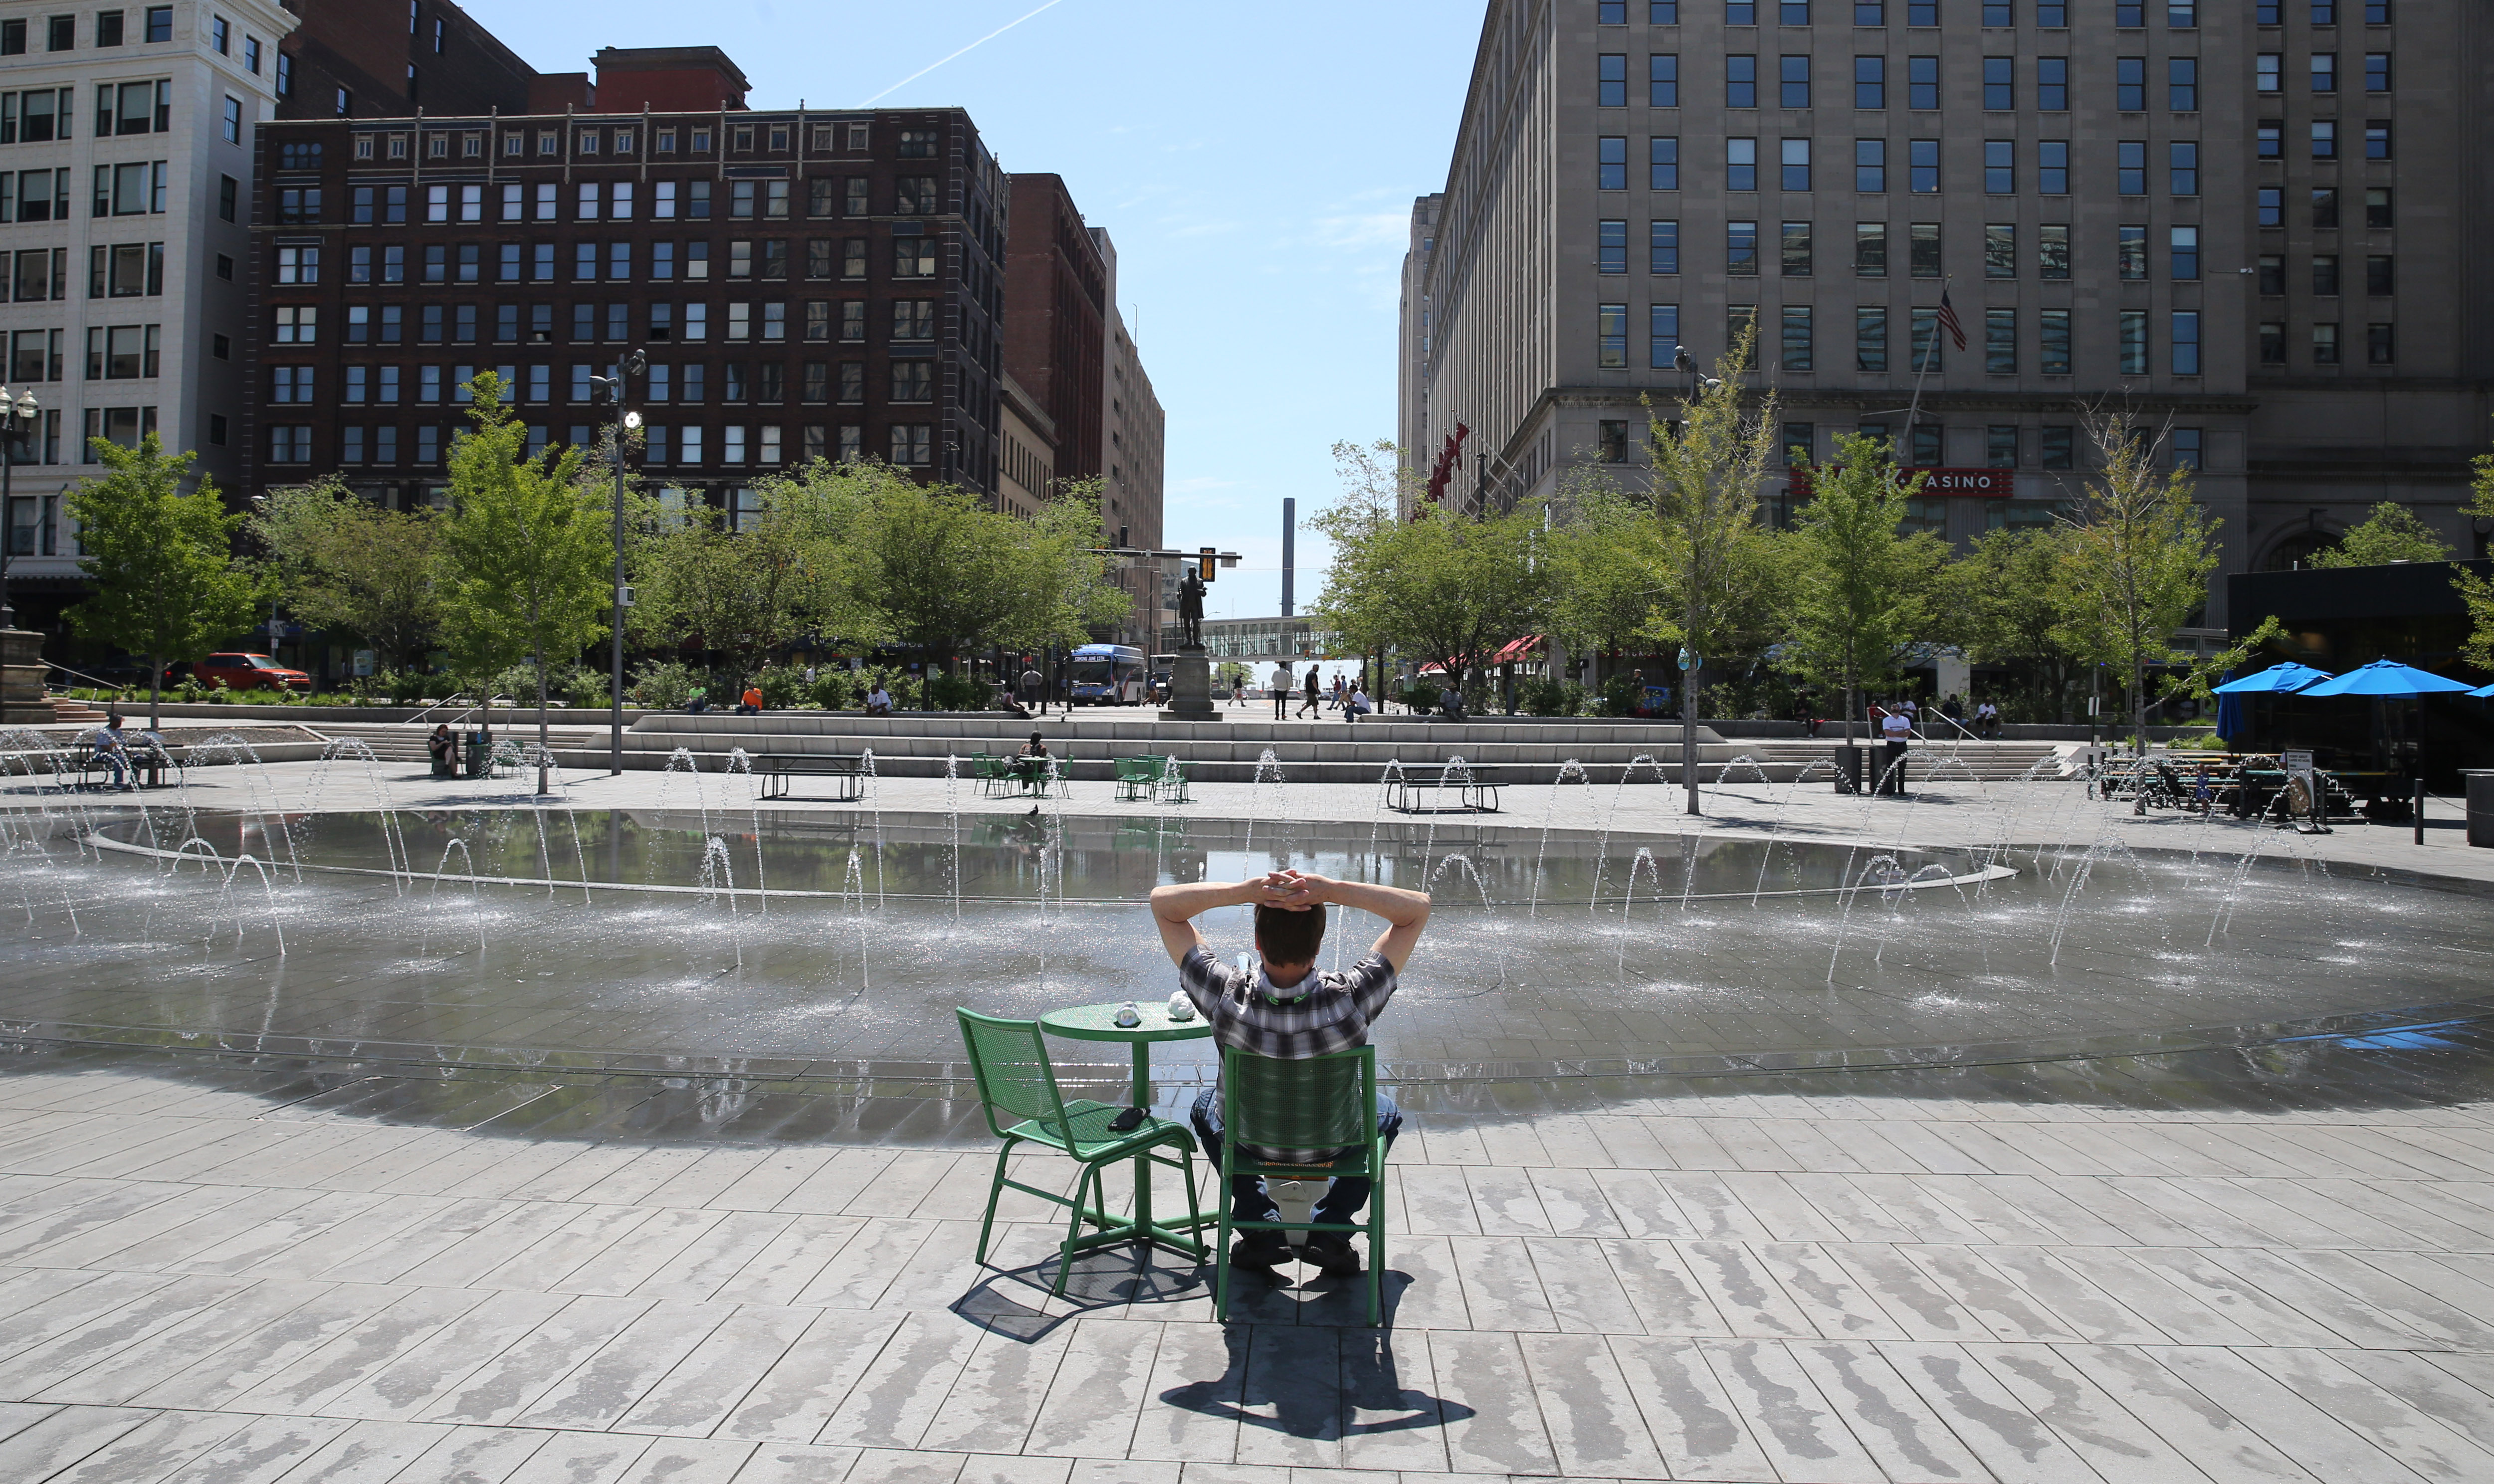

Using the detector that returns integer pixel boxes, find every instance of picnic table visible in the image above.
[1386,760,1504,814]
[756,753,866,801]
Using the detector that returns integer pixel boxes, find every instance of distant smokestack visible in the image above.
[1280,498,1296,617]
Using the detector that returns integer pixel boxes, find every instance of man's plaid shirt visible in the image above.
[1178,945,1398,1162]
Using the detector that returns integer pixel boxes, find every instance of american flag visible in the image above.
[1935,288,1967,351]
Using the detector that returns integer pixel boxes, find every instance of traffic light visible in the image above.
[1199,546,1218,583]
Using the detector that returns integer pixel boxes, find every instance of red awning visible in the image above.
[1491,634,1545,664]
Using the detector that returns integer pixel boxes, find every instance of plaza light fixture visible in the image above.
[0,385,40,631]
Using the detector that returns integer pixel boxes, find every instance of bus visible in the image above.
[1068,644,1147,705]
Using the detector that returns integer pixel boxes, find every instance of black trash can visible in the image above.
[2467,770,2494,849]
[463,733,491,778]
[1878,740,1908,796]
[1832,744,1863,794]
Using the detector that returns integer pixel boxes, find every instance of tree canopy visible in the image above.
[2310,500,2455,568]
[1779,432,1945,741]
[249,477,441,670]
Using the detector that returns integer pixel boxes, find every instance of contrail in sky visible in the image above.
[858,0,1069,107]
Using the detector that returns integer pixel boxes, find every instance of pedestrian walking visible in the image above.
[1297,665,1322,719]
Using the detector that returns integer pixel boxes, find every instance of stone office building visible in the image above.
[244,47,1013,519]
[0,0,291,636]
[1403,0,2494,622]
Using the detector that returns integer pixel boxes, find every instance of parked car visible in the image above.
[194,653,311,694]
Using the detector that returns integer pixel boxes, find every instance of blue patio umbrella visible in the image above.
[2210,662,2330,695]
[2469,682,2494,699]
[2298,659,2476,698]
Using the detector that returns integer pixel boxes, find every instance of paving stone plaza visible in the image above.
[3,750,2493,1484]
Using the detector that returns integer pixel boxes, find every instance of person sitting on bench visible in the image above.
[427,724,456,776]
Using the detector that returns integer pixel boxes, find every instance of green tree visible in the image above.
[248,477,441,670]
[2459,437,2494,669]
[2056,413,2222,757]
[1938,526,2081,721]
[1545,477,1667,673]
[1308,440,1554,703]
[435,373,612,791]
[63,434,261,729]
[2311,501,2455,568]
[1779,433,1945,744]
[1638,330,1782,813]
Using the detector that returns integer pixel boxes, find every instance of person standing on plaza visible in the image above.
[1271,663,1292,719]
[1149,867,1432,1276]
[1297,664,1322,719]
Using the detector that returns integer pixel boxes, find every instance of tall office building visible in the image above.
[245,49,1014,526]
[1403,0,2493,621]
[0,0,293,638]
[1096,244,1166,649]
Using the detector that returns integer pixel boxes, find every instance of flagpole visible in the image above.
[1902,273,1951,452]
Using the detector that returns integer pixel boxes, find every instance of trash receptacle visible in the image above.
[1878,739,1908,796]
[1833,744,1863,794]
[2467,770,2494,848]
[463,733,490,778]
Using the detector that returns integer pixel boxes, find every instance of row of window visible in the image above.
[1609,53,2336,113]
[1605,219,2338,284]
[278,238,930,287]
[0,242,164,302]
[0,81,174,146]
[2257,119,2395,160]
[280,176,943,227]
[2258,253,2396,296]
[1600,300,2396,374]
[269,297,949,350]
[333,119,903,165]
[1605,136,2230,193]
[2259,184,2395,229]
[296,360,932,407]
[273,422,926,469]
[0,161,167,219]
[1596,1,2374,26]
[1599,0,2392,24]
[0,9,175,54]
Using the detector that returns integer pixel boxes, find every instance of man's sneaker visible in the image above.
[1302,1232,1362,1276]
[1229,1234,1290,1272]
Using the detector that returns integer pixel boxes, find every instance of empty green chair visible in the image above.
[955,1008,1203,1295]
[1214,1044,1389,1325]
[1113,756,1157,801]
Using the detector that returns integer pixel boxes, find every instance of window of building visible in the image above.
[1631,305,1674,372]
[2365,52,2390,92]
[2310,51,2336,92]
[1782,306,1813,371]
[1727,54,1757,108]
[1983,139,2014,193]
[1727,219,1758,274]
[2366,187,2393,228]
[2257,54,2282,93]
[1985,308,2016,373]
[2255,253,2285,295]
[2117,140,2146,194]
[1598,136,1628,189]
[1983,222,2015,277]
[1599,53,1627,106]
[1781,220,1812,275]
[1855,221,1886,276]
[2034,426,2072,468]
[1983,56,2012,110]
[1909,221,1941,275]
[2312,322,2339,365]
[2257,120,2282,158]
[1650,218,1679,274]
[2037,56,2068,110]
[1909,424,1942,465]
[2169,56,2197,109]
[1856,306,1887,370]
[1781,138,1809,191]
[2118,309,2148,372]
[1855,55,1883,109]
[2039,308,2072,373]
[2116,56,2146,111]
[1985,425,2020,469]
[2312,253,2341,295]
[2038,140,2068,194]
[2366,321,2394,364]
[2312,186,2340,228]
[2259,186,2283,226]
[2170,225,2199,279]
[2118,224,2147,278]
[1727,137,1756,190]
[2365,120,2391,159]
[1597,303,1628,367]
[1729,304,1759,353]
[1906,55,1937,111]
[1596,218,1629,274]
[1909,139,1938,192]
[1855,139,1884,192]
[2171,310,2199,373]
[1650,136,1678,189]
[1780,54,1810,109]
[2312,120,2337,158]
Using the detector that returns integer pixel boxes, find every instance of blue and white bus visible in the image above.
[1068,644,1147,705]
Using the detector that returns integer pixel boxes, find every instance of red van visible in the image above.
[195,652,311,694]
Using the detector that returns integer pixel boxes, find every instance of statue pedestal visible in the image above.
[1157,644,1223,722]
[0,627,52,725]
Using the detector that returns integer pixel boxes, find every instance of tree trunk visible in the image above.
[1682,663,1701,815]
[535,646,551,796]
[147,652,161,732]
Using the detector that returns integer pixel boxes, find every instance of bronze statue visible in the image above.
[1178,565,1206,648]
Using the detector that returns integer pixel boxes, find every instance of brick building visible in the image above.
[273,0,535,121]
[245,47,1012,520]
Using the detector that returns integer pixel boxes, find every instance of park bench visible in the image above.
[757,753,866,801]
[1385,760,1504,814]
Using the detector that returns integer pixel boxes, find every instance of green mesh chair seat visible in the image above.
[1113,757,1158,801]
[1215,1044,1389,1325]
[956,1008,1202,1295]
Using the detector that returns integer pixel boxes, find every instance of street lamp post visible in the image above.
[0,384,39,632]
[591,352,646,777]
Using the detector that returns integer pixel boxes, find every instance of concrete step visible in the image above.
[312,721,605,764]
[47,699,109,725]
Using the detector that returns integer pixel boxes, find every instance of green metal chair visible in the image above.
[955,1008,1204,1295]
[1214,1044,1389,1325]
[1151,754,1193,805]
[969,753,1014,798]
[1113,756,1158,801]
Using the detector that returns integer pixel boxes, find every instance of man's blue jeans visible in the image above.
[1191,1087,1401,1227]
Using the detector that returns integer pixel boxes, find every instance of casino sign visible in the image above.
[1786,467,2016,498]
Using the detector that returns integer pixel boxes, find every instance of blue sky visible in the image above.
[473,0,1482,624]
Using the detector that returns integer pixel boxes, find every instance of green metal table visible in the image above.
[1039,1000,1214,1260]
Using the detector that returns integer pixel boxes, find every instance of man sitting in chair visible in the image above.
[1149,870,1431,1278]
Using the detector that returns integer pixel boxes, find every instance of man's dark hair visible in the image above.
[1254,903,1327,966]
